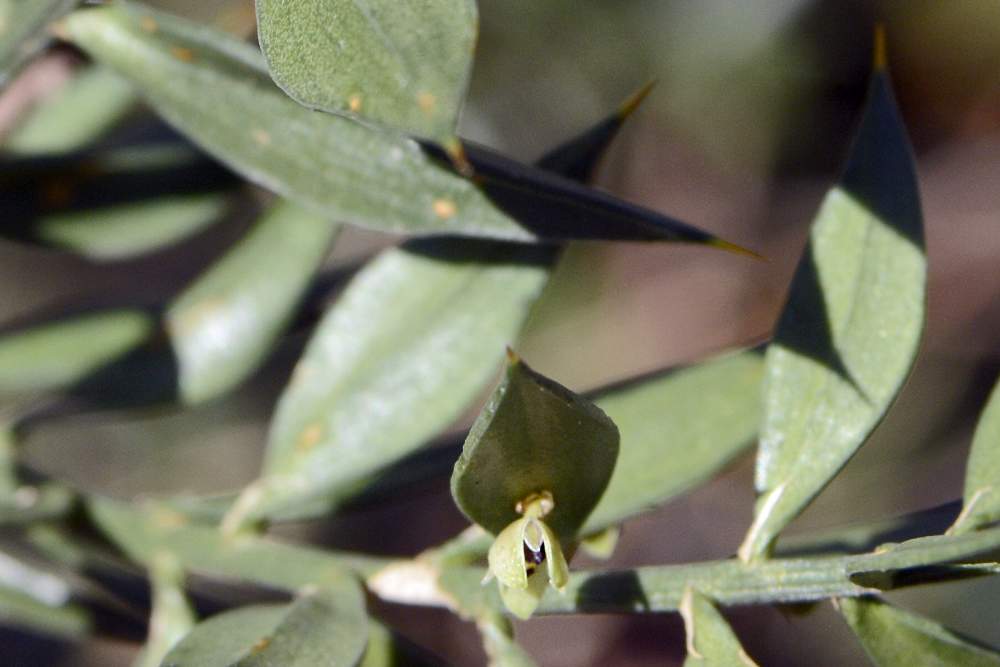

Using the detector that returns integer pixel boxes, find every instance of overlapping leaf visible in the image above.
[162,582,367,667]
[838,597,1000,666]
[952,377,1000,533]
[257,0,476,149]
[62,2,739,245]
[740,37,926,560]
[680,588,758,667]
[167,200,338,404]
[0,0,78,86]
[224,240,553,528]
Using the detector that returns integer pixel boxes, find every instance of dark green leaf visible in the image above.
[167,200,338,404]
[163,581,367,667]
[680,589,758,667]
[63,3,740,246]
[0,0,78,87]
[740,41,925,560]
[451,352,619,539]
[0,309,154,397]
[256,0,476,148]
[582,350,762,534]
[3,65,136,155]
[838,597,1000,666]
[953,377,1000,533]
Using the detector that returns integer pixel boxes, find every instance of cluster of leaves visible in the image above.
[0,1,997,665]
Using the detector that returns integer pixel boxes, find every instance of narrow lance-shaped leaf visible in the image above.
[223,240,554,528]
[0,142,237,260]
[256,0,476,152]
[3,65,137,156]
[680,588,758,667]
[0,0,79,87]
[167,200,338,405]
[62,3,742,246]
[951,376,1000,533]
[162,581,368,667]
[0,309,154,397]
[582,350,763,535]
[837,597,1000,667]
[739,30,926,561]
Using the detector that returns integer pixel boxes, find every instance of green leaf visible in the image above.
[838,597,1000,666]
[360,620,447,667]
[3,65,136,155]
[0,584,89,638]
[953,378,1000,533]
[0,483,75,526]
[134,552,196,667]
[223,240,553,528]
[477,611,537,667]
[740,42,925,560]
[582,350,763,534]
[167,200,338,404]
[162,581,367,667]
[62,3,738,246]
[451,352,619,539]
[0,143,237,259]
[0,0,78,87]
[0,309,154,397]
[680,589,758,667]
[87,497,389,590]
[256,0,476,149]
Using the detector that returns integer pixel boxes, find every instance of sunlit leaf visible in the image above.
[582,350,762,534]
[451,352,619,539]
[3,65,136,155]
[62,3,739,245]
[257,0,476,149]
[162,581,367,667]
[838,597,1000,666]
[167,200,338,404]
[680,588,758,666]
[0,0,78,87]
[740,34,925,561]
[224,240,553,528]
[952,377,1000,533]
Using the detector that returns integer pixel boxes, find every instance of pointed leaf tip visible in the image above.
[873,24,888,72]
[617,80,657,121]
[707,238,767,261]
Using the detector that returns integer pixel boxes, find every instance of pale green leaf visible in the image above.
[256,0,476,147]
[451,353,619,539]
[0,0,78,86]
[360,620,446,667]
[0,584,89,638]
[680,589,758,667]
[223,240,552,528]
[134,552,196,667]
[478,611,537,667]
[167,200,338,404]
[4,65,136,155]
[62,3,736,245]
[582,350,763,534]
[86,497,389,589]
[162,581,367,667]
[740,53,925,560]
[0,309,154,396]
[838,597,1000,666]
[953,378,1000,533]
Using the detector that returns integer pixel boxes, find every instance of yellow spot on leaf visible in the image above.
[251,129,271,146]
[297,423,323,453]
[140,16,158,33]
[170,46,196,63]
[432,198,457,219]
[348,94,362,113]
[152,507,188,530]
[251,637,271,653]
[417,92,437,115]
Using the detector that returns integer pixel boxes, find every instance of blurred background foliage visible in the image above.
[2,0,1000,664]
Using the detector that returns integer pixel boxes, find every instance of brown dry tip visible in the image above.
[617,79,657,120]
[505,346,521,365]
[707,237,767,261]
[873,23,888,71]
